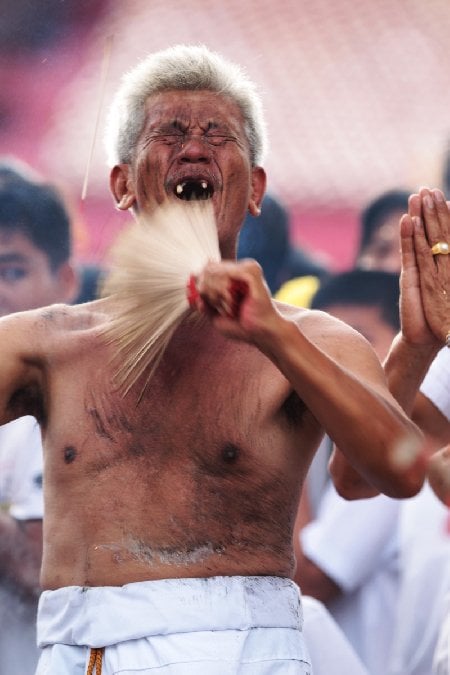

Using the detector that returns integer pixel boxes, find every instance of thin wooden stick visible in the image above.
[81,34,114,200]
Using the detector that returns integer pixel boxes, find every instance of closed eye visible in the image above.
[156,133,184,145]
[205,133,237,146]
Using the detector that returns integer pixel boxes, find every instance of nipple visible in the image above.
[222,443,239,463]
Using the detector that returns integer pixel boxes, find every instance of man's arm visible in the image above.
[193,259,425,498]
[385,190,450,506]
[413,392,450,449]
[384,190,445,413]
[0,311,45,426]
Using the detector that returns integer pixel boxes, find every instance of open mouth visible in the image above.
[174,180,214,201]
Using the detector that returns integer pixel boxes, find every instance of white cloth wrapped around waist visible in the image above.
[37,575,304,647]
[36,576,312,675]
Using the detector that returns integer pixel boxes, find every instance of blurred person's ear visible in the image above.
[55,262,80,304]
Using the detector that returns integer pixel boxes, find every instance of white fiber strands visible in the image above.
[101,200,220,394]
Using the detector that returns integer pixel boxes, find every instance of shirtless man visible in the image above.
[0,45,424,674]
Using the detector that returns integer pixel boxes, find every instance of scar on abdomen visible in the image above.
[64,446,77,463]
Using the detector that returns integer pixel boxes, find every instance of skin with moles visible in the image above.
[39,309,322,587]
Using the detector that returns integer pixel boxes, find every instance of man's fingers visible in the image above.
[399,214,417,270]
[408,193,421,218]
[419,188,442,247]
[432,188,450,245]
[418,187,450,251]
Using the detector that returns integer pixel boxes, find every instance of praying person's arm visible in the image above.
[332,188,450,500]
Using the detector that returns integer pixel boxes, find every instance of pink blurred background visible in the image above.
[2,0,450,270]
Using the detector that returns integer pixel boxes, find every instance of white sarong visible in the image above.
[36,575,312,674]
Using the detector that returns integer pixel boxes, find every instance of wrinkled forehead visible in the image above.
[143,89,246,133]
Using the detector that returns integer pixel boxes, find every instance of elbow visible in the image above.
[382,430,427,498]
[380,471,425,499]
[330,429,427,500]
[328,446,381,500]
[333,463,425,501]
[333,476,380,501]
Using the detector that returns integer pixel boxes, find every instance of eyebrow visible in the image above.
[155,118,231,132]
[0,253,28,264]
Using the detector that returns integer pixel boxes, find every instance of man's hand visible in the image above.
[384,189,449,416]
[191,259,282,343]
[401,189,450,347]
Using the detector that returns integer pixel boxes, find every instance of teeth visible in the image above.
[176,181,208,193]
[174,180,212,200]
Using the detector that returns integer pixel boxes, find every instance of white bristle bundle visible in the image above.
[101,200,220,394]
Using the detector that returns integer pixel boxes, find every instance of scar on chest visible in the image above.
[64,446,77,464]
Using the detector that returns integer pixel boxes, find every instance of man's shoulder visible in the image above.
[0,301,109,362]
[274,299,356,336]
[2,299,106,332]
[274,299,375,366]
[38,301,106,333]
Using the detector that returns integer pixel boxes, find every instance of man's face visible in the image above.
[112,90,265,256]
[325,303,396,361]
[357,212,403,273]
[0,230,70,317]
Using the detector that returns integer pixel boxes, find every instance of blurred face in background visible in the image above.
[323,303,396,361]
[357,211,403,273]
[0,229,76,317]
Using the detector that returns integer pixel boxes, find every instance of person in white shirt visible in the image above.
[0,417,44,674]
[388,479,449,675]
[389,347,450,675]
[383,187,450,675]
[420,350,450,675]
[302,596,369,675]
[388,348,450,675]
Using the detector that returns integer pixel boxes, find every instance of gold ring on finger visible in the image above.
[431,241,450,255]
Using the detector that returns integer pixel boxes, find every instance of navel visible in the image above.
[64,446,77,464]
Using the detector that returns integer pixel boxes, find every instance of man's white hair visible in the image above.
[104,44,267,167]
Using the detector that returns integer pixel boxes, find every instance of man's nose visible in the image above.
[178,135,210,162]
